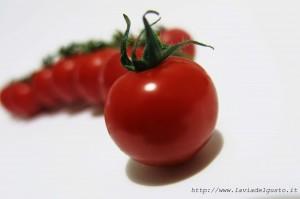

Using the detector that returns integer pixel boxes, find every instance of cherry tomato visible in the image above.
[1,84,19,114]
[104,56,218,166]
[100,48,143,104]
[31,68,62,109]
[159,28,196,58]
[1,82,41,117]
[52,55,82,104]
[74,48,118,105]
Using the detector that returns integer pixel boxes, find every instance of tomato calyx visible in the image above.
[121,10,214,72]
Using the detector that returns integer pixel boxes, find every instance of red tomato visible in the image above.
[104,56,218,166]
[0,82,41,117]
[52,56,82,104]
[31,68,62,109]
[1,84,19,114]
[74,48,118,105]
[159,28,196,58]
[100,48,143,104]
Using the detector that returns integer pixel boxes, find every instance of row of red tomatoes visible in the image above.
[1,9,219,167]
[0,28,195,117]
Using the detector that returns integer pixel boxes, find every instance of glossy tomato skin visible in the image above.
[31,68,62,109]
[74,48,118,105]
[1,82,41,117]
[100,48,143,104]
[159,28,196,58]
[104,57,218,166]
[52,56,82,104]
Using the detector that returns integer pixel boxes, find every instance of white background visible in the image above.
[0,0,299,198]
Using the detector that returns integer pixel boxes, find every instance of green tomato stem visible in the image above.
[120,10,214,72]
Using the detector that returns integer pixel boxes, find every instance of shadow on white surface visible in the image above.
[46,103,104,116]
[2,102,92,120]
[126,129,223,186]
[64,103,91,115]
[91,105,104,116]
[7,102,104,120]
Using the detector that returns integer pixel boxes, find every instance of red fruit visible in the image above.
[52,56,82,104]
[159,28,196,58]
[100,48,143,104]
[1,82,41,117]
[104,12,216,166]
[105,57,218,166]
[1,84,19,113]
[31,68,62,109]
[74,48,118,105]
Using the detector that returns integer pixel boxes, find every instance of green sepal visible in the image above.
[120,10,214,72]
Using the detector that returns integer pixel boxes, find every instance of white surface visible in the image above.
[0,1,300,198]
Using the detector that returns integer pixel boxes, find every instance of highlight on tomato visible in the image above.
[104,11,217,166]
